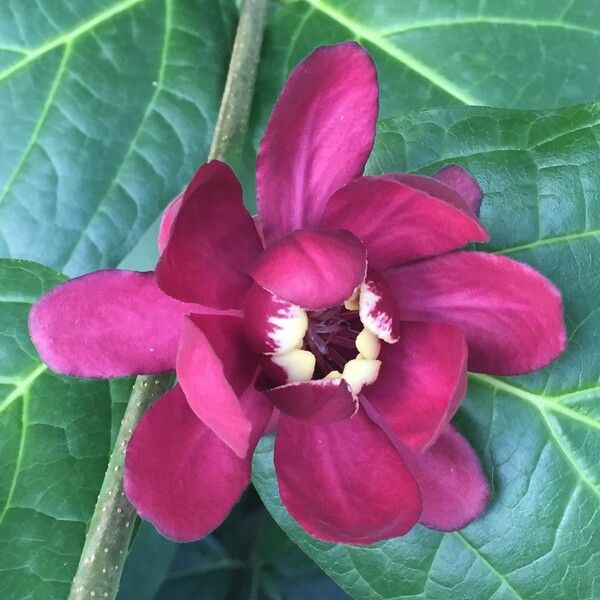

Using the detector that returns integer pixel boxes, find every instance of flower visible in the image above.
[28,42,566,546]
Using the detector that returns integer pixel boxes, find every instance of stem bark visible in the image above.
[68,1,269,597]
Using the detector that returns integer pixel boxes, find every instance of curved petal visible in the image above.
[124,385,269,542]
[156,161,263,308]
[243,284,308,354]
[359,270,401,343]
[398,425,489,531]
[321,176,488,269]
[176,314,258,457]
[433,165,483,215]
[391,173,477,218]
[267,378,357,424]
[361,322,467,452]
[386,251,567,375]
[251,229,366,311]
[29,270,190,377]
[274,409,422,545]
[157,193,183,253]
[257,42,378,242]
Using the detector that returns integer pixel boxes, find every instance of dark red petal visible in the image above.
[274,409,422,545]
[321,176,488,269]
[359,270,401,343]
[251,229,366,310]
[157,193,183,253]
[187,313,257,395]
[267,379,356,424]
[391,173,477,217]
[386,251,566,375]
[176,314,258,457]
[362,322,467,452]
[243,284,307,354]
[398,425,489,531]
[28,270,190,377]
[433,165,483,215]
[156,161,263,308]
[124,384,269,542]
[257,42,378,242]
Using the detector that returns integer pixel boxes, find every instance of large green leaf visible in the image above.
[0,0,235,276]
[0,259,111,600]
[253,103,600,599]
[252,0,600,136]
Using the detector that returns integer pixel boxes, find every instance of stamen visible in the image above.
[271,349,316,383]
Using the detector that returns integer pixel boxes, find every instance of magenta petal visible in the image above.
[321,176,488,269]
[243,284,306,354]
[188,313,258,396]
[360,271,401,343]
[433,165,483,215]
[157,193,183,253]
[399,425,489,531]
[176,314,257,457]
[362,322,467,452]
[267,379,356,424]
[257,42,378,242]
[386,251,567,375]
[124,385,268,542]
[274,409,422,545]
[251,229,366,310]
[29,270,190,377]
[156,161,263,308]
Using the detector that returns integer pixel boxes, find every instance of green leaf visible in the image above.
[0,0,236,276]
[0,259,111,599]
[253,103,600,599]
[117,521,178,600]
[253,0,600,134]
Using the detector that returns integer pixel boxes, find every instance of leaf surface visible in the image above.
[0,259,111,599]
[0,0,235,275]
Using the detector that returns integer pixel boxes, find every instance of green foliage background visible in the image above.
[2,1,600,598]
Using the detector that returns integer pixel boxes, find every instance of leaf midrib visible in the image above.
[378,16,600,39]
[0,0,147,83]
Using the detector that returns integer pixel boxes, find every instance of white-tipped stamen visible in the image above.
[355,328,381,360]
[272,349,316,383]
[342,358,381,394]
[343,286,360,311]
[324,369,343,379]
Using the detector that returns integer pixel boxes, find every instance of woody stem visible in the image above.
[68,1,269,598]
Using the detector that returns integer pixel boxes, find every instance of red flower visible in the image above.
[29,42,566,545]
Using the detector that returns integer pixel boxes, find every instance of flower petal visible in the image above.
[257,42,378,242]
[251,229,366,310]
[386,251,566,375]
[361,322,467,452]
[243,284,308,354]
[398,425,489,531]
[29,270,190,377]
[321,176,488,269]
[124,384,269,542]
[176,314,258,457]
[267,378,356,424]
[433,165,483,215]
[157,193,183,253]
[274,409,422,545]
[359,270,401,343]
[156,161,263,308]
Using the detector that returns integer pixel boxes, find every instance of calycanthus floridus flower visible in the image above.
[29,42,566,545]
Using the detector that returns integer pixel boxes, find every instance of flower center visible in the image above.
[305,306,362,375]
[266,289,385,395]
